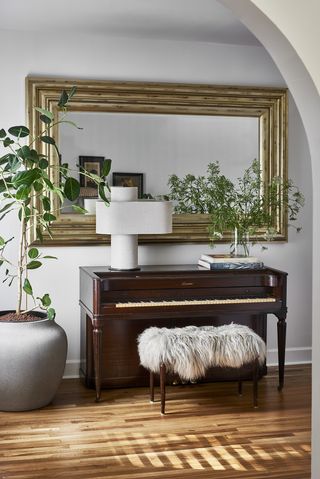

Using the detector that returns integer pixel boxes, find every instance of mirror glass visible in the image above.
[26,77,287,245]
[59,111,259,210]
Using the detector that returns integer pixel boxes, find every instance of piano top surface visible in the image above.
[80,264,287,279]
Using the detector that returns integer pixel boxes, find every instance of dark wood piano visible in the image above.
[79,265,287,401]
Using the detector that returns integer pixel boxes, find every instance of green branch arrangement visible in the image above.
[168,160,304,254]
[0,87,111,319]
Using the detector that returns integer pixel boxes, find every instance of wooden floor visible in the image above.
[0,365,311,479]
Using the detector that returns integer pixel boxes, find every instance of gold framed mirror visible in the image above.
[26,77,287,245]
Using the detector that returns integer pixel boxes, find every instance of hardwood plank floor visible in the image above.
[0,365,310,479]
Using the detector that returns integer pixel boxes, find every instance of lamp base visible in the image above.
[110,234,138,270]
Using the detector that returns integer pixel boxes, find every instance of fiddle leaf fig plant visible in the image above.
[168,159,304,253]
[0,87,111,320]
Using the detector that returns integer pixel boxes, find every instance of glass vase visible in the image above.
[231,227,250,257]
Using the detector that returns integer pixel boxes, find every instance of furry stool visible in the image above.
[137,324,266,414]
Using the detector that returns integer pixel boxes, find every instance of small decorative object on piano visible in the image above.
[198,259,264,270]
[200,253,260,264]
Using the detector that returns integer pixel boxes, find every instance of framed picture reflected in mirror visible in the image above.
[79,156,105,189]
[112,172,144,198]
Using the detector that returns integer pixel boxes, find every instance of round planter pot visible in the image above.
[0,311,67,411]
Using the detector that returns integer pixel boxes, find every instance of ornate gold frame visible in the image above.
[26,77,288,246]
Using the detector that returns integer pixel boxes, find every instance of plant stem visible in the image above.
[23,224,28,311]
[16,208,26,315]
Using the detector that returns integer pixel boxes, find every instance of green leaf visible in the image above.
[102,159,112,177]
[0,201,15,214]
[12,169,42,188]
[43,255,57,259]
[98,182,109,203]
[42,196,51,211]
[39,158,49,169]
[8,125,30,138]
[40,135,56,145]
[24,206,31,220]
[0,209,13,221]
[68,86,77,99]
[47,307,56,320]
[43,212,56,222]
[28,247,39,259]
[72,204,87,214]
[15,185,31,200]
[16,145,32,160]
[34,107,54,120]
[3,154,21,173]
[23,278,33,296]
[0,129,6,138]
[27,260,42,270]
[33,180,43,192]
[43,177,54,190]
[41,293,51,307]
[40,115,52,125]
[29,149,39,162]
[0,236,5,246]
[0,153,11,165]
[60,120,82,130]
[64,177,80,201]
[3,137,14,147]
[58,90,68,107]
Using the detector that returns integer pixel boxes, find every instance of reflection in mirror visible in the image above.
[26,78,287,245]
[59,112,259,212]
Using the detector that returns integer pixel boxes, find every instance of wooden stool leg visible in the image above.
[150,371,154,402]
[253,357,259,408]
[160,363,166,415]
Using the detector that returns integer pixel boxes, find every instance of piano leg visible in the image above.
[253,357,259,408]
[277,316,287,391]
[93,324,103,402]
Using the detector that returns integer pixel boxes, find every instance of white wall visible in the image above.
[218,2,319,476]
[0,29,312,376]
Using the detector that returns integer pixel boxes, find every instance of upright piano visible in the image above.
[79,265,287,401]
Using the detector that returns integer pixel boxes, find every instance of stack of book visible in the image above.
[198,253,264,270]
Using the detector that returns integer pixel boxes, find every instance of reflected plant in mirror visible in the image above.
[0,87,111,319]
[168,159,304,255]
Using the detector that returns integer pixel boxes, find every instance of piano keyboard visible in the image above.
[115,297,277,308]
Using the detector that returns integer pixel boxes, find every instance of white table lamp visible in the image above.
[96,186,172,270]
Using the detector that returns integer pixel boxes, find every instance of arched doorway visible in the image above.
[219,2,320,477]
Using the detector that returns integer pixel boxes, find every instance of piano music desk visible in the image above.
[79,265,287,401]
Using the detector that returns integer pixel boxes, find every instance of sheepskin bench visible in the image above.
[137,324,266,414]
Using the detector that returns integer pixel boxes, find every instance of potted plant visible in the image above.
[168,159,304,255]
[0,87,111,411]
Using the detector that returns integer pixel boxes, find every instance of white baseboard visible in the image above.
[63,347,312,379]
[267,347,312,366]
[63,360,81,379]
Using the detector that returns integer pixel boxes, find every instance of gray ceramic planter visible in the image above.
[0,311,67,411]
